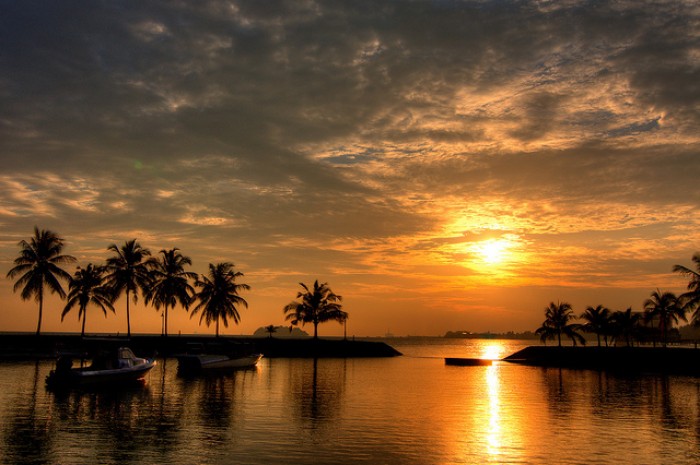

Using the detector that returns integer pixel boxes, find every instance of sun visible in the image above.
[474,239,511,265]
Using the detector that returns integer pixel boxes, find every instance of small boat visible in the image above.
[177,352,263,374]
[46,347,156,388]
[445,357,494,366]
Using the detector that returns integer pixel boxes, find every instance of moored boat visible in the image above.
[444,357,493,366]
[177,352,263,374]
[46,347,156,388]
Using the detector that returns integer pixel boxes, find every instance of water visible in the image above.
[1,338,699,464]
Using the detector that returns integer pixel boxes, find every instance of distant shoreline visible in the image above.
[443,330,540,340]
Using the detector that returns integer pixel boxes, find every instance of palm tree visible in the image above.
[61,264,115,337]
[643,289,686,347]
[535,321,558,346]
[145,248,197,336]
[265,325,277,338]
[535,301,585,347]
[6,227,76,336]
[673,253,700,326]
[609,307,642,347]
[283,280,348,339]
[104,239,152,338]
[580,305,611,346]
[190,262,250,337]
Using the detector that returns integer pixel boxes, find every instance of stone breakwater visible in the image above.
[503,345,700,376]
[0,333,402,359]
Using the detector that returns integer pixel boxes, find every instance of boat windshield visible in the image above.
[118,347,136,360]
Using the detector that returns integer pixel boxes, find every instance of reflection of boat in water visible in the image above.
[177,353,263,374]
[176,343,262,374]
[46,347,156,388]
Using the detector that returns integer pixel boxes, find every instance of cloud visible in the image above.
[0,0,699,334]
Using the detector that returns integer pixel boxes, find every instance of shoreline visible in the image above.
[0,333,402,359]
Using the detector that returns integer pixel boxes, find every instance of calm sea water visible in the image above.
[1,338,699,465]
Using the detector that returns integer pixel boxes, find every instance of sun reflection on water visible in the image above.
[485,365,502,459]
[480,341,508,361]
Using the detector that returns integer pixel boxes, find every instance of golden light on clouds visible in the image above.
[1,1,699,336]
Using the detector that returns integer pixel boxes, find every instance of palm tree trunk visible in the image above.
[661,319,667,348]
[36,288,44,337]
[81,311,86,337]
[126,289,132,338]
[164,305,169,337]
[215,319,220,337]
[313,322,318,339]
[597,334,601,346]
[557,330,562,347]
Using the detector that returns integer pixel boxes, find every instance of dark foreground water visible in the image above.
[1,338,700,464]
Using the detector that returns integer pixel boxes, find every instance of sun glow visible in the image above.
[474,239,511,264]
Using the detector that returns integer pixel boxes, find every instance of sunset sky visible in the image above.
[1,1,699,337]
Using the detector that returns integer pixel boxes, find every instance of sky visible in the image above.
[1,0,699,337]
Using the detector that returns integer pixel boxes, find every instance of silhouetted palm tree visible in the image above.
[61,264,115,337]
[673,253,700,326]
[535,322,558,346]
[643,289,686,347]
[104,239,152,337]
[283,280,347,339]
[146,248,197,336]
[580,305,611,346]
[609,307,642,347]
[6,227,76,336]
[190,262,250,337]
[535,301,585,347]
[265,325,277,338]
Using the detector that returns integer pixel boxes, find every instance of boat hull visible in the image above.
[46,354,156,388]
[177,353,262,374]
[444,357,493,366]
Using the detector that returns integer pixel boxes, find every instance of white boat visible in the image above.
[46,347,156,388]
[177,352,263,374]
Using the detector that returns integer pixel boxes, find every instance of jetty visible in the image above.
[503,346,700,376]
[0,333,402,360]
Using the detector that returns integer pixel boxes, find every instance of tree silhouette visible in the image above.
[265,325,277,338]
[104,239,152,337]
[673,253,700,326]
[190,262,250,337]
[146,248,197,336]
[283,280,348,339]
[61,264,115,337]
[643,289,686,347]
[609,307,641,347]
[535,301,585,347]
[580,305,611,346]
[6,227,76,336]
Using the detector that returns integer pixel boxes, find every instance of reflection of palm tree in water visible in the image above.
[539,367,573,417]
[46,375,175,464]
[3,361,53,463]
[651,377,683,432]
[199,375,235,429]
[294,358,347,427]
